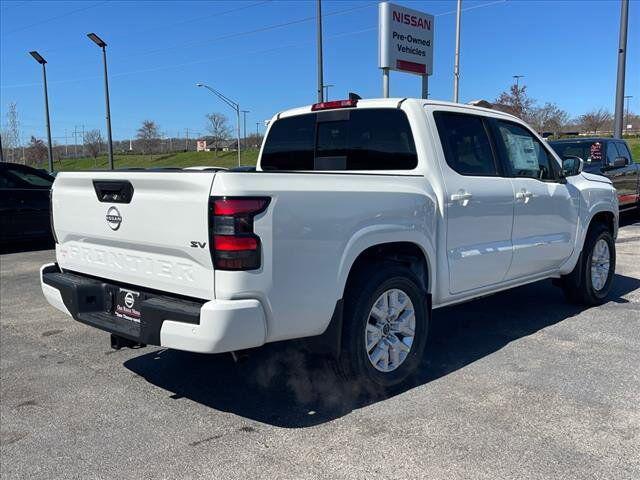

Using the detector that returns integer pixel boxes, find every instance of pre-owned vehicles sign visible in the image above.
[378,2,434,76]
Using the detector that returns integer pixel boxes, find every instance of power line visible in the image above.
[0,0,505,90]
[1,1,31,12]
[135,0,273,36]
[131,3,373,59]
[4,1,109,35]
[37,0,273,55]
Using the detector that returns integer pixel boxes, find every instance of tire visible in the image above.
[337,262,428,389]
[560,223,616,305]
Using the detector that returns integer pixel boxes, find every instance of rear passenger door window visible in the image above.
[494,121,557,181]
[433,112,498,176]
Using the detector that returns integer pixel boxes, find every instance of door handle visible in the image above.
[515,190,533,203]
[450,191,473,206]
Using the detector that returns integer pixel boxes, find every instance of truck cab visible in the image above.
[41,99,619,388]
[549,137,640,212]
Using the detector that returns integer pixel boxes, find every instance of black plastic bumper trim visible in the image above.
[42,264,203,345]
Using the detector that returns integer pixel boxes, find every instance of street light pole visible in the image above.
[241,110,250,150]
[453,0,462,102]
[613,0,629,138]
[317,0,324,102]
[29,51,53,173]
[87,33,114,169]
[196,83,241,166]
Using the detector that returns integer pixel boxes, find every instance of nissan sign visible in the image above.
[379,2,434,76]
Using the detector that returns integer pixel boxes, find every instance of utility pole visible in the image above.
[64,129,68,157]
[316,0,324,102]
[73,126,79,158]
[185,128,189,151]
[82,124,85,157]
[196,83,241,166]
[256,122,260,148]
[624,95,633,132]
[513,75,524,89]
[0,134,4,163]
[323,84,334,101]
[241,110,250,149]
[613,0,629,138]
[453,0,462,102]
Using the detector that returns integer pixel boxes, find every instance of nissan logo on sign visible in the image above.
[106,206,122,230]
[379,2,434,76]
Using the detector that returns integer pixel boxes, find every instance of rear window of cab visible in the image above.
[261,108,418,171]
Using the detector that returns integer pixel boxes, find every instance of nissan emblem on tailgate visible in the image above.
[106,206,122,230]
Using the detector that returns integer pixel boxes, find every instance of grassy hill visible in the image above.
[56,149,259,171]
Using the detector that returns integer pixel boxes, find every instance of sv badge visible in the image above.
[190,241,207,249]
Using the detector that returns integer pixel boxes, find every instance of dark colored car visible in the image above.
[549,138,640,212]
[0,162,54,244]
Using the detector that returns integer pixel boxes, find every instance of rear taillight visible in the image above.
[210,197,270,270]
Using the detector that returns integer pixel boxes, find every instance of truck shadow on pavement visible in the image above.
[124,274,639,429]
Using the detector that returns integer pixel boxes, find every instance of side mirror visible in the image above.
[561,156,584,177]
[613,156,627,168]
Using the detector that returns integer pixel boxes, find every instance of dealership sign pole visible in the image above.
[379,2,434,99]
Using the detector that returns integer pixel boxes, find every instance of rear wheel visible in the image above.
[560,223,615,305]
[338,263,428,388]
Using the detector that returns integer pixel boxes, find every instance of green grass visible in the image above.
[626,138,640,163]
[56,149,260,171]
[49,139,640,169]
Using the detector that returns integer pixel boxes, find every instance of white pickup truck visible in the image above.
[41,98,618,387]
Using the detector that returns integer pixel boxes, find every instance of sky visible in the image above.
[1,0,638,143]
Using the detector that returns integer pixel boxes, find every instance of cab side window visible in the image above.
[433,112,499,176]
[6,167,53,188]
[0,172,19,189]
[606,142,620,166]
[494,120,557,181]
[615,142,631,164]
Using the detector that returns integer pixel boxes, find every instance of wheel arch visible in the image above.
[307,238,433,359]
[342,241,432,297]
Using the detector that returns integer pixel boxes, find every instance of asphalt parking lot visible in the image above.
[1,216,639,480]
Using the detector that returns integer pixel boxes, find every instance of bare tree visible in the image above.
[205,113,231,156]
[136,120,160,154]
[84,129,104,164]
[25,136,47,166]
[578,108,613,134]
[529,102,569,136]
[494,84,536,121]
[246,132,263,149]
[4,102,21,162]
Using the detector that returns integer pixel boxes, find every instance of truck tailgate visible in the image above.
[52,171,216,300]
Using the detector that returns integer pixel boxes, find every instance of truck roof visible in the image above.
[275,97,520,122]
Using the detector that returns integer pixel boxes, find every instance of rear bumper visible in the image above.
[40,263,266,354]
